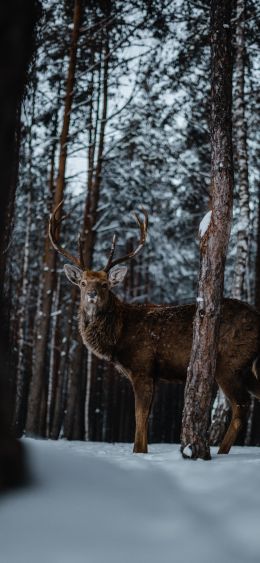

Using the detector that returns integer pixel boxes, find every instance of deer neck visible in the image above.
[78,292,123,361]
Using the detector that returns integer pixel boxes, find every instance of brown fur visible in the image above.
[73,269,260,454]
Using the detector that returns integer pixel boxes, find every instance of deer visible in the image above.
[49,202,260,455]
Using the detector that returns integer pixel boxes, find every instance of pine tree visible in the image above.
[181,0,234,460]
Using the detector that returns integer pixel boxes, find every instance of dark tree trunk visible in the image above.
[210,0,251,447]
[13,191,32,435]
[255,197,260,312]
[0,0,40,490]
[0,102,22,293]
[26,0,82,436]
[64,31,109,440]
[181,0,234,460]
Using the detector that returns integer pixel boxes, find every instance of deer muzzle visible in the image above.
[87,290,98,304]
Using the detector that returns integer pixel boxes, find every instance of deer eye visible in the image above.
[81,281,86,287]
[101,283,108,288]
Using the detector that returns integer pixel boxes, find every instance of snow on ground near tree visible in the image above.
[1,440,260,563]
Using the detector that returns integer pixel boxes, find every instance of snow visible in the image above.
[199,210,212,238]
[1,440,260,563]
[182,443,193,457]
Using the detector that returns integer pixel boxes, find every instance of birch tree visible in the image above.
[181,0,234,460]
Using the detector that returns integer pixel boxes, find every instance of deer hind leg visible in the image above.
[217,382,250,455]
[132,377,154,454]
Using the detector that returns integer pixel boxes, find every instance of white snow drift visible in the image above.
[0,439,259,563]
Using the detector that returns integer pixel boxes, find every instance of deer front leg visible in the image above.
[132,377,154,454]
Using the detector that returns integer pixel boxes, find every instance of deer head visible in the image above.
[49,201,148,314]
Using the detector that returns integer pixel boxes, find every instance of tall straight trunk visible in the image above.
[13,192,32,435]
[210,0,250,447]
[82,37,109,439]
[12,75,37,435]
[46,275,61,437]
[0,0,39,491]
[0,102,22,293]
[181,0,233,460]
[64,33,109,440]
[57,289,78,439]
[38,76,64,439]
[255,198,260,311]
[232,0,250,300]
[233,0,253,445]
[26,0,82,435]
[82,37,109,267]
[248,174,260,445]
[49,310,70,440]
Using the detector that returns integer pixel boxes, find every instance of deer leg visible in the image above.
[132,378,154,454]
[218,394,249,455]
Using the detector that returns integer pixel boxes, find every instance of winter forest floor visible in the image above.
[1,440,260,563]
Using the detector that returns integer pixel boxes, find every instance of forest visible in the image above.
[1,0,260,472]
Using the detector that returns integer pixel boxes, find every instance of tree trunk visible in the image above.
[26,0,82,436]
[0,0,39,490]
[64,31,109,440]
[13,191,32,435]
[181,0,233,460]
[0,102,22,293]
[46,276,61,437]
[255,196,260,311]
[210,0,251,446]
[232,0,250,300]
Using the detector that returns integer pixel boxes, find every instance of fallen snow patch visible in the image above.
[182,443,193,457]
[1,440,260,563]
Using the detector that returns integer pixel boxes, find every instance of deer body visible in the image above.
[49,204,260,454]
[79,294,259,385]
[77,278,260,453]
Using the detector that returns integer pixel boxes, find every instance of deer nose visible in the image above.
[87,290,97,298]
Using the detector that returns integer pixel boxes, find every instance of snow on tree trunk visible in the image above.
[26,0,82,436]
[181,0,234,460]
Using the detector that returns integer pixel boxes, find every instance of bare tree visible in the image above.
[181,0,234,460]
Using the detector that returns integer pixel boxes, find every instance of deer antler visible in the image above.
[49,200,86,270]
[104,208,148,272]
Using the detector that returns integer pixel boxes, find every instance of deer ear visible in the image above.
[108,266,128,287]
[64,264,82,286]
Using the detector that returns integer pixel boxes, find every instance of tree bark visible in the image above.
[64,31,109,440]
[232,0,250,300]
[13,191,32,435]
[181,0,234,460]
[26,0,82,435]
[210,0,251,446]
[0,0,40,490]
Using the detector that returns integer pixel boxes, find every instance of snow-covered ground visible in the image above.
[1,440,260,563]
